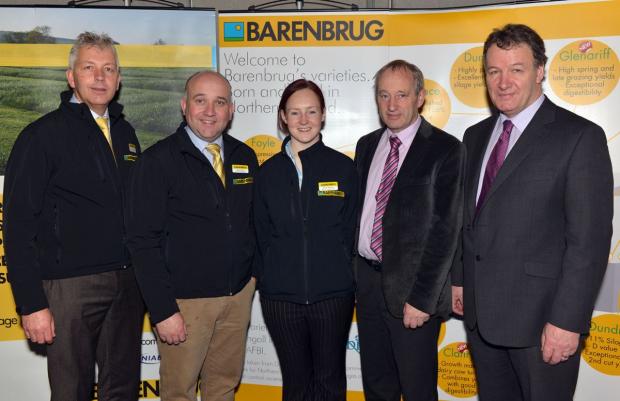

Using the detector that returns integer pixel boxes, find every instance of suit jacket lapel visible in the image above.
[392,118,432,188]
[466,118,495,219]
[480,98,556,213]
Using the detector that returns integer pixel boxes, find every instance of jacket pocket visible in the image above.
[524,261,560,279]
[399,176,431,186]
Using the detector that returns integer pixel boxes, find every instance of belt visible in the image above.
[360,255,382,271]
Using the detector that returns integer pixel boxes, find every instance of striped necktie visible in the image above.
[370,135,402,262]
[476,119,513,215]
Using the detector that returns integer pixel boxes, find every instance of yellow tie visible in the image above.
[206,143,225,187]
[96,116,113,148]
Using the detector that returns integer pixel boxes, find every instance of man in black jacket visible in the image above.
[355,60,465,401]
[127,71,258,401]
[4,32,143,401]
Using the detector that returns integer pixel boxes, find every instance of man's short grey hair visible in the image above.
[374,59,425,95]
[68,32,119,70]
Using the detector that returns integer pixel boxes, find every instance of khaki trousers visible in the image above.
[158,279,255,401]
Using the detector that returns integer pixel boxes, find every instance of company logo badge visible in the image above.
[224,22,244,42]
[579,40,593,53]
[222,19,384,43]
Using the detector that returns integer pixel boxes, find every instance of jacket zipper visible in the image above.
[226,210,233,295]
[224,151,233,295]
[293,168,310,304]
[296,189,309,304]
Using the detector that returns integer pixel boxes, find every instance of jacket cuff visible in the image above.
[148,300,180,326]
[407,291,435,316]
[12,282,49,315]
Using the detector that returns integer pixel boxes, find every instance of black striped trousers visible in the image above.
[260,294,355,401]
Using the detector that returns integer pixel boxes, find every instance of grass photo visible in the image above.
[0,66,204,174]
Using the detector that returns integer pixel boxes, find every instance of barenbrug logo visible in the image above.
[93,379,161,399]
[226,19,384,42]
[224,22,244,42]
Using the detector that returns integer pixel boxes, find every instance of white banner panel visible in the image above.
[219,2,620,400]
[0,1,619,400]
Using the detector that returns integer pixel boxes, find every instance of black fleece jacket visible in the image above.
[4,90,140,315]
[253,137,358,304]
[127,125,258,324]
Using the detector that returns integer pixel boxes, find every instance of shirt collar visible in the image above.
[70,93,109,119]
[184,125,224,153]
[385,115,421,145]
[285,140,295,160]
[500,94,545,133]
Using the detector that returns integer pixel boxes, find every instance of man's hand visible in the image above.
[403,303,430,329]
[452,286,464,316]
[541,322,579,365]
[155,312,187,345]
[22,308,55,344]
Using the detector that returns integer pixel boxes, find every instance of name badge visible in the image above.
[318,181,338,191]
[124,154,138,162]
[233,177,254,185]
[232,164,249,174]
[318,190,345,198]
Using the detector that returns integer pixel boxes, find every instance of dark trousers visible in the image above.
[260,294,354,401]
[467,325,582,401]
[43,268,144,401]
[356,257,441,401]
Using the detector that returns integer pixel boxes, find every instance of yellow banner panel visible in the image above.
[388,1,620,46]
[0,44,213,68]
[0,44,71,67]
[220,1,620,48]
[0,193,26,342]
[220,14,389,47]
[118,45,213,68]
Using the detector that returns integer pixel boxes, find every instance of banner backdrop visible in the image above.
[0,1,619,401]
[218,1,620,400]
[0,6,217,400]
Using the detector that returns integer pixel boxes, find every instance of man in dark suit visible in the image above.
[355,59,465,401]
[451,24,613,401]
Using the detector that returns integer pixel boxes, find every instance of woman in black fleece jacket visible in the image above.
[253,79,358,401]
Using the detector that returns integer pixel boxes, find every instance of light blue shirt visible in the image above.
[476,94,546,202]
[185,126,224,168]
